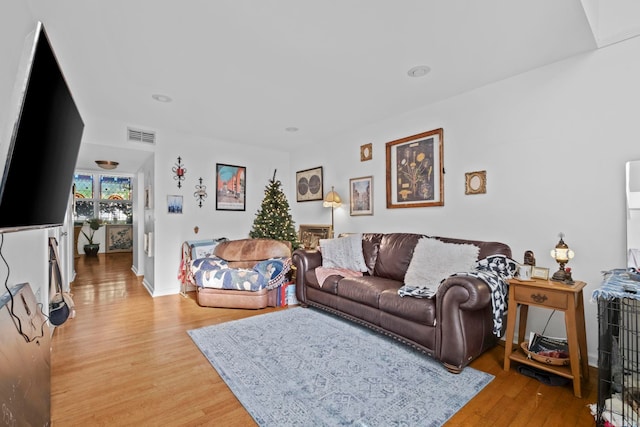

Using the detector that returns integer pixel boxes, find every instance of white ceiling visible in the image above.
[21,1,634,173]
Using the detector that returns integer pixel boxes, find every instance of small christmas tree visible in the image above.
[250,170,300,250]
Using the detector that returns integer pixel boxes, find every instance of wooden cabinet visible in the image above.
[503,278,589,397]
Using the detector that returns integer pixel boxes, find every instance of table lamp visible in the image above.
[550,232,574,282]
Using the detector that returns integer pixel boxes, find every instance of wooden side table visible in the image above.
[503,278,589,398]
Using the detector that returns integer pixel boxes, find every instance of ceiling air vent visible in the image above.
[127,127,156,144]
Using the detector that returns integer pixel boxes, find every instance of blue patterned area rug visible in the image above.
[188,307,493,426]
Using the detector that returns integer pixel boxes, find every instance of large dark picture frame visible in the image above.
[296,166,324,202]
[216,163,246,211]
[385,128,444,208]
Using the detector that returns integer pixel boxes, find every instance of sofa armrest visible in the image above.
[435,275,495,372]
[436,275,491,310]
[292,249,322,304]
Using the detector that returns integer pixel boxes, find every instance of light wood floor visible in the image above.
[51,253,598,426]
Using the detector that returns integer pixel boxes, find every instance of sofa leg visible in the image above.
[443,362,462,374]
[299,302,309,308]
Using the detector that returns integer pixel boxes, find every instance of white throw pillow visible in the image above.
[319,234,368,272]
[404,237,479,291]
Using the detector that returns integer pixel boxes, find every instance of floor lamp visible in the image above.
[323,186,341,238]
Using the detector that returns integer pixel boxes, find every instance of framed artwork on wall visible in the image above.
[385,128,444,208]
[105,224,133,253]
[349,176,373,216]
[296,166,323,202]
[360,143,372,161]
[144,185,152,209]
[216,163,246,211]
[298,224,332,249]
[465,170,486,195]
[167,195,183,214]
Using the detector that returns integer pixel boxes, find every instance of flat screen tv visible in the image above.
[0,22,84,232]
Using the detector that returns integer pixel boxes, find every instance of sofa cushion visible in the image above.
[404,237,479,291]
[373,233,423,281]
[361,233,384,275]
[319,234,368,272]
[336,276,401,308]
[379,289,436,326]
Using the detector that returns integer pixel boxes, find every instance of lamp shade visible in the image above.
[550,236,575,263]
[323,187,342,208]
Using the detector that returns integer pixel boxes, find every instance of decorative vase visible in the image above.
[83,244,99,257]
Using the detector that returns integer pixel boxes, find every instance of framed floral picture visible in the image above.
[349,176,373,216]
[216,163,246,211]
[385,128,444,208]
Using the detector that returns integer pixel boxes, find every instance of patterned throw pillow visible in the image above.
[319,234,368,272]
[476,254,518,278]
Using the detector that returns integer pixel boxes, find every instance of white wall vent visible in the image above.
[127,127,156,144]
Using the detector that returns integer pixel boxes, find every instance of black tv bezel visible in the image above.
[0,22,84,234]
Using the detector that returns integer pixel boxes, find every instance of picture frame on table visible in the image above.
[385,128,444,208]
[216,163,246,211]
[349,176,373,216]
[531,266,550,280]
[298,224,332,249]
[296,166,323,202]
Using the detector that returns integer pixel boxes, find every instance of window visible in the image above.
[73,173,133,223]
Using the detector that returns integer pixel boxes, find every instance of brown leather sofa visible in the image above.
[292,233,511,373]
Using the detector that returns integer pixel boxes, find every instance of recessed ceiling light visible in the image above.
[285,127,299,132]
[407,65,431,78]
[152,94,172,102]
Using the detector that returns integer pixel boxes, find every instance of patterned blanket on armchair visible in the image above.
[190,256,291,291]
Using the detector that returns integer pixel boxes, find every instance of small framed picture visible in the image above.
[531,266,550,280]
[144,186,152,209]
[167,195,183,214]
[465,170,487,195]
[360,143,372,161]
[349,176,373,216]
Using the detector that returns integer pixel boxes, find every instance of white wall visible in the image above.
[140,154,155,291]
[290,35,640,365]
[148,130,292,296]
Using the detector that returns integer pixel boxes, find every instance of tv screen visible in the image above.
[0,22,84,232]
